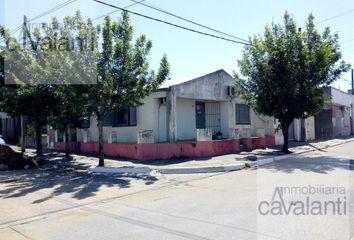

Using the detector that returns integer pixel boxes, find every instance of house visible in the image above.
[53,69,278,160]
[315,87,354,139]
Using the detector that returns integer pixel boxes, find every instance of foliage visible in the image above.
[90,11,170,166]
[235,12,350,152]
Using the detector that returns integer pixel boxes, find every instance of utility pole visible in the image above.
[352,69,354,95]
[20,15,27,153]
[351,69,354,135]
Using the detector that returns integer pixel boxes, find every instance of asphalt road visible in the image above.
[0,142,353,240]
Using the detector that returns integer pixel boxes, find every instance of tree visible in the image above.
[90,11,170,167]
[45,12,97,159]
[235,12,350,153]
[0,23,59,157]
[1,12,96,158]
[0,85,60,156]
[0,24,61,157]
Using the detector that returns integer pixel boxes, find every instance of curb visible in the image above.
[88,138,354,174]
[245,149,314,169]
[90,166,151,174]
[246,138,354,169]
[245,158,275,168]
[158,163,245,175]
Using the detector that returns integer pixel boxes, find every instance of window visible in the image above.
[236,104,251,125]
[102,108,137,127]
[115,107,137,127]
[116,108,129,126]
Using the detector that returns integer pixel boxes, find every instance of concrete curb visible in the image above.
[245,158,275,168]
[158,163,246,174]
[247,138,354,168]
[246,149,314,169]
[90,166,151,174]
[89,138,354,174]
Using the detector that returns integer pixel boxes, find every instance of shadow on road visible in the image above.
[0,159,158,203]
[260,155,353,174]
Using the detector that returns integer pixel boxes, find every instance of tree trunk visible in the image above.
[97,118,105,167]
[64,129,70,160]
[35,122,43,157]
[281,125,290,154]
[20,116,26,153]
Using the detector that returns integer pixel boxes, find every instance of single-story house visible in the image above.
[3,70,349,160]
[53,69,278,160]
[315,87,354,139]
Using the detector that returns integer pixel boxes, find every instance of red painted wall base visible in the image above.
[54,135,276,161]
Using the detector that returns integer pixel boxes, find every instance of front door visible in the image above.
[196,102,206,129]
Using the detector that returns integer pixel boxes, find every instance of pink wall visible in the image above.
[54,136,276,161]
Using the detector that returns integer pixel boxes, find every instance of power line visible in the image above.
[342,44,354,50]
[29,0,79,22]
[128,0,250,44]
[92,0,250,45]
[341,38,354,44]
[0,0,79,44]
[92,0,146,22]
[317,8,354,25]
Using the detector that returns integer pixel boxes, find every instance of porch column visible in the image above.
[167,89,177,142]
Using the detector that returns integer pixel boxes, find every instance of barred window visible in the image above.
[236,104,251,125]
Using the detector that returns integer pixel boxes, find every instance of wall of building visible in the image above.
[315,87,354,139]
[76,91,167,143]
[220,101,232,139]
[0,116,20,144]
[303,117,316,141]
[331,87,353,107]
[332,105,351,137]
[230,98,275,138]
[176,98,196,141]
[315,109,333,139]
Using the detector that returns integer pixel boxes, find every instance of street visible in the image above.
[0,142,353,240]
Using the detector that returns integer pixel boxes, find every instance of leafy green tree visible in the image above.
[1,12,96,158]
[44,12,97,159]
[235,12,350,153]
[90,12,170,167]
[0,85,59,156]
[0,24,61,157]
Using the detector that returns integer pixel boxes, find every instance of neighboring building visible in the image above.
[53,69,278,160]
[315,87,354,139]
[0,113,21,144]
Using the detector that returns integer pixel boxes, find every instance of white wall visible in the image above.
[76,91,167,143]
[176,98,196,141]
[156,103,168,142]
[304,117,315,141]
[229,98,275,137]
[220,101,231,139]
[331,87,353,107]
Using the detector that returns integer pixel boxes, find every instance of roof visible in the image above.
[159,69,231,89]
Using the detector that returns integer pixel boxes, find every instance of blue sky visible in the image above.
[1,0,354,91]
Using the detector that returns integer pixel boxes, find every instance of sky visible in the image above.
[1,0,354,91]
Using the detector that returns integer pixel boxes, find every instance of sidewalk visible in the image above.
[12,136,354,174]
[60,136,354,174]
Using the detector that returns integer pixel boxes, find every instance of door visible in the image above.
[196,102,206,129]
[205,102,221,134]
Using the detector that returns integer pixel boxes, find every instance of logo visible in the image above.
[258,185,347,216]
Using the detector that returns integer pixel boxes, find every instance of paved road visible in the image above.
[0,142,353,240]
